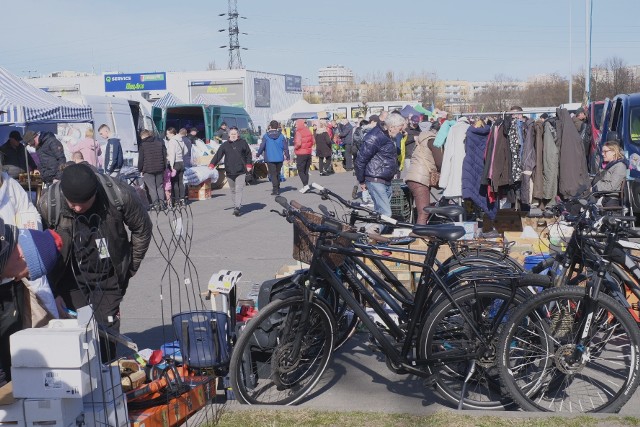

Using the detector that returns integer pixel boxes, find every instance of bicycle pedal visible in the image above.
[423,372,439,388]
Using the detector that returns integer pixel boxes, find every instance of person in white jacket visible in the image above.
[0,169,58,319]
[165,127,188,202]
[438,117,470,199]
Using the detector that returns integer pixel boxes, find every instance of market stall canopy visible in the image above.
[0,67,92,125]
[192,93,231,106]
[399,105,421,118]
[414,104,433,117]
[152,92,185,109]
[273,99,325,121]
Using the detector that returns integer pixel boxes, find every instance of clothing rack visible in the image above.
[453,108,558,118]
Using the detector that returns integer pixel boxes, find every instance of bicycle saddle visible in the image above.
[411,225,466,241]
[423,205,464,219]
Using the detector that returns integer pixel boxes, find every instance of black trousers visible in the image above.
[343,144,353,169]
[171,161,185,201]
[143,172,165,204]
[318,156,332,173]
[62,287,123,363]
[266,162,283,190]
[296,154,312,186]
[0,281,24,381]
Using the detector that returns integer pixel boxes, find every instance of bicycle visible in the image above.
[496,214,640,412]
[229,195,548,408]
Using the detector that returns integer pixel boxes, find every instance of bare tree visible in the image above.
[207,60,217,71]
[520,74,569,107]
[473,74,521,112]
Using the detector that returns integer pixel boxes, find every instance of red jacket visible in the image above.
[294,120,314,155]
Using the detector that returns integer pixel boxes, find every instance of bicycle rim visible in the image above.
[498,286,640,413]
[421,284,525,409]
[230,296,335,405]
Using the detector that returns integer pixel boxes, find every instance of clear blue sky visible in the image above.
[2,0,638,83]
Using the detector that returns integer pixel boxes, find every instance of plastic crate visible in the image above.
[390,180,412,222]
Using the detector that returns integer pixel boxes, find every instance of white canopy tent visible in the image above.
[272,99,325,122]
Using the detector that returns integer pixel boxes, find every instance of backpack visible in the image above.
[45,173,125,229]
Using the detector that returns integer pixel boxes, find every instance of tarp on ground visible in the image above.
[273,99,325,121]
[152,92,185,109]
[192,93,231,106]
[0,67,92,125]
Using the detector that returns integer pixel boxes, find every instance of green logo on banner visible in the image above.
[105,76,111,82]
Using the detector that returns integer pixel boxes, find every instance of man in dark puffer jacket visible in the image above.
[23,130,66,184]
[137,129,167,204]
[355,113,403,219]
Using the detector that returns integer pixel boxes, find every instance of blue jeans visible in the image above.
[366,181,392,217]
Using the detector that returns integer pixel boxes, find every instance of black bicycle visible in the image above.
[229,195,548,408]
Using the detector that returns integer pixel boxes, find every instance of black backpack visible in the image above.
[45,173,124,229]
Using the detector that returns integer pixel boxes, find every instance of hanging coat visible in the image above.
[462,125,497,218]
[557,108,590,198]
[532,120,545,200]
[439,118,470,198]
[520,118,536,204]
[542,118,559,200]
[483,122,512,191]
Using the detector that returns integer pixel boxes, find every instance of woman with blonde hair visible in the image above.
[64,127,101,168]
[592,141,627,195]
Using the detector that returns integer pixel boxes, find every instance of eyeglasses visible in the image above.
[602,149,612,154]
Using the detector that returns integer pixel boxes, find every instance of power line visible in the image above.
[219,0,247,69]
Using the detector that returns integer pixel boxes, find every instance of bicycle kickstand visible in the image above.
[457,359,476,410]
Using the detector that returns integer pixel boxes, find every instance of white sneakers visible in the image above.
[299,185,311,193]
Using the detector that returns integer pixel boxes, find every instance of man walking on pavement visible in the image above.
[208,127,253,217]
[98,124,124,177]
[257,120,290,196]
[37,163,152,362]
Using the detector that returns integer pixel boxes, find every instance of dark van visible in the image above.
[153,104,258,144]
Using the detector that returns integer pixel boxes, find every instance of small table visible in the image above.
[19,181,43,203]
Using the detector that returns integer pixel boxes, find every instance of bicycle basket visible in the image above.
[292,210,353,268]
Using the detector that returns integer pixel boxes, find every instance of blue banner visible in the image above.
[285,75,302,92]
[104,72,167,92]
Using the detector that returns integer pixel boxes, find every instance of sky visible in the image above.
[2,0,639,84]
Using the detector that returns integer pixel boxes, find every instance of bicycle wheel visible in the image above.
[497,286,640,413]
[420,284,527,409]
[229,295,335,405]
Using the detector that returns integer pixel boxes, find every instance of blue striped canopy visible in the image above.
[152,92,185,108]
[0,67,92,125]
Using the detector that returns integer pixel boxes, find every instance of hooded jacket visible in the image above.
[209,138,252,178]
[557,108,589,197]
[354,125,398,185]
[36,132,66,183]
[404,129,437,186]
[257,129,290,163]
[293,120,314,156]
[104,137,123,174]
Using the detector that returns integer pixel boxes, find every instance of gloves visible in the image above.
[170,169,177,178]
[246,164,253,171]
[208,163,216,170]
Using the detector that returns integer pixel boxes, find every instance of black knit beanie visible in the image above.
[60,163,99,203]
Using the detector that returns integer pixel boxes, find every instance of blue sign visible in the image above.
[104,72,167,92]
[285,75,302,92]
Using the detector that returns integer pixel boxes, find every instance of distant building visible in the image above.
[318,65,354,86]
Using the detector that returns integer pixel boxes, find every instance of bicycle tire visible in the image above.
[229,295,335,405]
[420,284,528,409]
[497,286,640,413]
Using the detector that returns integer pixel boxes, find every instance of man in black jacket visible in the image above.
[23,130,66,184]
[138,129,167,205]
[0,131,37,178]
[338,119,354,170]
[37,163,152,362]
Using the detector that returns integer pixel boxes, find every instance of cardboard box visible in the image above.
[332,161,346,173]
[195,154,214,166]
[409,238,453,272]
[10,327,98,369]
[23,398,83,427]
[453,221,479,240]
[364,248,410,272]
[188,179,211,201]
[83,393,128,427]
[11,363,98,399]
[0,383,24,426]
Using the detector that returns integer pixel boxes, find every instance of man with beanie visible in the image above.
[0,131,37,178]
[257,120,290,196]
[37,163,152,362]
[0,218,62,380]
[22,130,66,185]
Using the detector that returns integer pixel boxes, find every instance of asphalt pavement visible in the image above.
[119,167,640,417]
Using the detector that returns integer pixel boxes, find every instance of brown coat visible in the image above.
[405,130,437,186]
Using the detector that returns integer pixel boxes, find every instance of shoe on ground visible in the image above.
[233,208,241,217]
[271,189,279,196]
[299,185,310,193]
[319,172,326,176]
